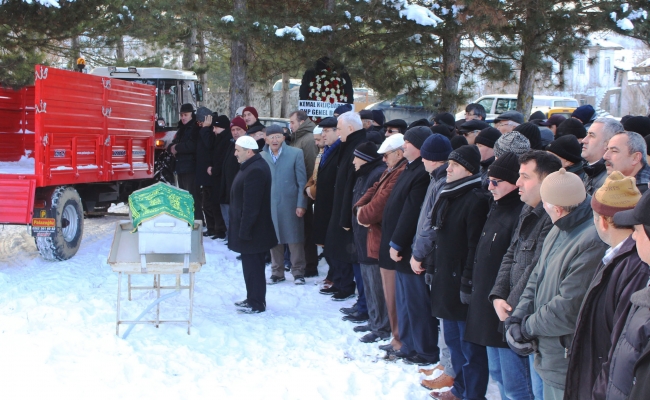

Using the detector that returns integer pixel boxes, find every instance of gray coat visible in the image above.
[489,202,554,310]
[512,197,608,390]
[261,142,307,244]
[412,162,447,263]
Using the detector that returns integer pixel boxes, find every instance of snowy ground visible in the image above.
[0,206,499,400]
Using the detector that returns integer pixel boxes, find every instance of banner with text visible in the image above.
[298,100,350,118]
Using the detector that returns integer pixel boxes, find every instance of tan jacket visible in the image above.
[304,148,322,200]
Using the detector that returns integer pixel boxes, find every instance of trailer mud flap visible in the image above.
[0,177,36,224]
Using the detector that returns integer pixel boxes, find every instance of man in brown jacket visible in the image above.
[356,133,408,352]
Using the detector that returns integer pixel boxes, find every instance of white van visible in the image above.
[456,94,579,120]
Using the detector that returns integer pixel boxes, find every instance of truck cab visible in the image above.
[89,67,203,154]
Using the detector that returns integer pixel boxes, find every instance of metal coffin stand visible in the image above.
[107,220,205,335]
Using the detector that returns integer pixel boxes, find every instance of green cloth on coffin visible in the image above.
[128,182,194,232]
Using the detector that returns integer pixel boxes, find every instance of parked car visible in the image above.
[455,94,579,121]
[258,117,290,130]
[365,94,438,123]
[272,79,301,91]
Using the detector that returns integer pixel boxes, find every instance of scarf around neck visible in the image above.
[430,174,482,230]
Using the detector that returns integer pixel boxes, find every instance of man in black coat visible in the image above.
[321,111,369,301]
[194,108,219,237]
[228,135,278,314]
[348,143,387,339]
[219,116,248,232]
[428,145,491,400]
[379,127,433,365]
[462,152,525,399]
[168,103,201,220]
[205,114,232,239]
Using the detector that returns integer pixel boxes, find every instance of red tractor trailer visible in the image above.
[0,65,184,261]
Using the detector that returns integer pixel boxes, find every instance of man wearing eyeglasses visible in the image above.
[384,119,408,138]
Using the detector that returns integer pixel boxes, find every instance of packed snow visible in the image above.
[0,156,35,175]
[398,4,443,27]
[0,207,500,399]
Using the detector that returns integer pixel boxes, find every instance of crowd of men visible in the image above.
[167,101,650,400]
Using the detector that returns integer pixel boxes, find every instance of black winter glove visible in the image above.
[506,327,538,356]
[460,291,472,305]
[425,273,433,286]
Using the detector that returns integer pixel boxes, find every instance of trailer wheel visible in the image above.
[35,186,84,261]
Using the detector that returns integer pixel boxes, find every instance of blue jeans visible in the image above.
[352,263,367,313]
[530,354,544,400]
[487,346,534,400]
[443,319,489,400]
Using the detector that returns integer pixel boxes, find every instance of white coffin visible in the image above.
[137,214,192,254]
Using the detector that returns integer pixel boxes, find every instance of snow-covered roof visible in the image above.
[637,58,650,68]
[90,67,198,81]
[614,60,634,71]
[588,38,624,50]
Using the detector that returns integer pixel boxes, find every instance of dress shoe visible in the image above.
[353,325,371,333]
[339,304,358,315]
[203,230,216,237]
[378,343,395,352]
[403,354,436,366]
[422,373,454,391]
[211,231,226,240]
[429,390,460,400]
[342,311,369,323]
[294,276,306,285]
[234,299,249,308]
[420,364,445,376]
[331,291,355,301]
[319,286,339,295]
[237,308,264,314]
[359,332,390,343]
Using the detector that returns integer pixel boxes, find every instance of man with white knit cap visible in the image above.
[506,168,608,399]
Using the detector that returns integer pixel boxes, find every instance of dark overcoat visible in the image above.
[324,129,368,262]
[378,157,430,273]
[429,182,490,321]
[464,189,524,347]
[227,153,277,254]
[312,143,340,245]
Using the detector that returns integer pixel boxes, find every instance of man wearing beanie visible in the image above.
[494,132,530,159]
[604,130,650,193]
[323,112,369,301]
[507,168,607,399]
[623,115,650,137]
[489,151,561,399]
[377,126,432,363]
[260,125,308,285]
[349,142,388,340]
[475,127,502,189]
[565,172,647,400]
[356,133,408,353]
[450,135,468,150]
[546,134,586,180]
[556,118,587,140]
[572,104,597,129]
[581,118,623,195]
[464,152,525,400]
[242,106,264,130]
[428,145,491,400]
[411,134,457,391]
[514,123,543,150]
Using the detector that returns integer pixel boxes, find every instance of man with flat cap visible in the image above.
[459,120,490,145]
[261,125,308,285]
[384,119,408,138]
[229,135,278,314]
[494,111,525,134]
